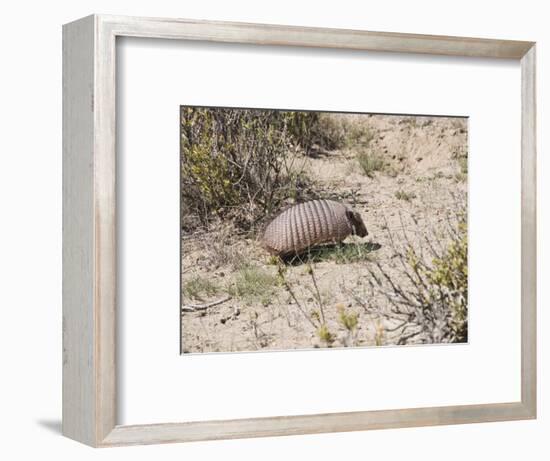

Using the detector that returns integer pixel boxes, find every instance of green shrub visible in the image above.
[181,107,314,231]
[367,212,468,344]
[407,219,468,342]
[422,221,468,341]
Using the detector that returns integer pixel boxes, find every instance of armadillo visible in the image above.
[261,199,368,257]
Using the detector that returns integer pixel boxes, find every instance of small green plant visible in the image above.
[458,156,468,175]
[228,265,280,304]
[395,190,416,202]
[452,146,468,182]
[336,303,359,347]
[266,255,280,265]
[455,157,468,182]
[310,309,321,324]
[357,151,385,177]
[337,304,358,332]
[317,324,335,346]
[182,276,219,301]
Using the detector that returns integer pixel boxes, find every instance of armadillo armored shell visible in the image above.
[261,199,355,257]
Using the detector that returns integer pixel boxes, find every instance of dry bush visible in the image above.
[360,204,468,344]
[307,113,375,152]
[181,108,382,233]
[357,150,385,177]
[180,108,383,235]
[306,113,349,150]
[181,107,321,232]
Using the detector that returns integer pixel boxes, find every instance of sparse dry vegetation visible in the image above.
[452,145,468,183]
[181,110,468,353]
[181,108,315,231]
[228,265,280,305]
[363,206,468,344]
[395,190,416,201]
[357,150,385,177]
[182,276,219,302]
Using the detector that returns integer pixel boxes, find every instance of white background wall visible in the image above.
[0,0,546,458]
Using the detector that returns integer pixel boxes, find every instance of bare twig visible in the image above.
[307,264,326,324]
[181,295,232,312]
[279,271,319,330]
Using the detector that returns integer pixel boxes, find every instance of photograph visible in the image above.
[180,107,468,354]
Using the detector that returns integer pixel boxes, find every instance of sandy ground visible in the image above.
[181,114,467,353]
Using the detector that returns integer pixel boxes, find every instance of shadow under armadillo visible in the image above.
[281,241,382,266]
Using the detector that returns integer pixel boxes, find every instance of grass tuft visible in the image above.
[228,265,280,305]
[357,151,385,177]
[455,157,468,182]
[182,276,219,301]
[337,304,358,332]
[395,190,416,202]
[317,324,335,346]
[346,124,375,149]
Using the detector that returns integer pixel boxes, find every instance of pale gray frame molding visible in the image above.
[62,14,537,447]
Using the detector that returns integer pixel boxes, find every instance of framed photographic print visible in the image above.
[63,15,536,447]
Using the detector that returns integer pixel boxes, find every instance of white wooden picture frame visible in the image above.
[62,14,536,447]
